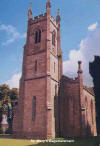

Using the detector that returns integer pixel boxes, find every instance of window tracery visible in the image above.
[35,29,41,43]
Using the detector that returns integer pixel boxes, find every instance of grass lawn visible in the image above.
[0,137,100,146]
[0,138,38,146]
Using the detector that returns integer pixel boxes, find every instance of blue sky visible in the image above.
[0,0,100,88]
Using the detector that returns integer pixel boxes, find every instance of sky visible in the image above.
[0,0,100,88]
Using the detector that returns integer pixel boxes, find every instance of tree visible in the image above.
[0,84,10,104]
[0,84,19,133]
[10,88,18,103]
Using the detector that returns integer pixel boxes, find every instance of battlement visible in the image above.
[32,13,47,22]
[30,13,57,26]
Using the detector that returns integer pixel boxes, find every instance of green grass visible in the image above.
[0,137,100,146]
[0,139,38,146]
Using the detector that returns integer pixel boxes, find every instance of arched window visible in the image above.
[38,30,41,43]
[85,96,88,125]
[68,97,74,129]
[91,100,94,124]
[35,30,41,44]
[55,85,57,96]
[35,31,38,43]
[54,85,57,118]
[32,96,36,120]
[52,31,56,46]
[35,60,37,72]
[85,96,88,107]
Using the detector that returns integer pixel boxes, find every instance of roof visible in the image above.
[62,75,78,83]
[83,86,94,96]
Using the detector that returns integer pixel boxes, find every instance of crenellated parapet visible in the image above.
[28,13,58,28]
[28,13,47,25]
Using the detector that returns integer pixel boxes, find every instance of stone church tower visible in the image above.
[13,0,62,139]
[13,0,97,139]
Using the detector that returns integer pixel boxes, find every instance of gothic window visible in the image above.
[35,29,41,44]
[38,30,41,43]
[35,31,38,43]
[54,95,56,118]
[35,60,37,72]
[91,99,94,124]
[52,31,56,46]
[85,96,88,109]
[32,96,36,120]
[54,85,57,118]
[68,97,74,128]
[85,96,88,125]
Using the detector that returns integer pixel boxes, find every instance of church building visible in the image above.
[13,0,97,139]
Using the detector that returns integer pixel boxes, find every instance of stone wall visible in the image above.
[57,75,97,137]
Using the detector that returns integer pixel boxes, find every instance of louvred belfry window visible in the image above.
[35,30,41,43]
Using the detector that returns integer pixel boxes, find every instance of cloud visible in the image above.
[0,24,26,45]
[6,73,21,89]
[88,22,98,31]
[63,27,100,87]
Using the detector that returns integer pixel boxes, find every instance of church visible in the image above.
[13,0,97,139]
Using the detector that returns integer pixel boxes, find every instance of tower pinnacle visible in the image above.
[30,0,32,10]
[57,9,60,16]
[46,0,51,15]
[78,61,83,74]
[28,0,32,21]
[77,61,83,84]
[56,9,61,23]
[46,0,51,8]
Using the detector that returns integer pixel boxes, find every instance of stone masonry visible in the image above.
[13,0,97,139]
